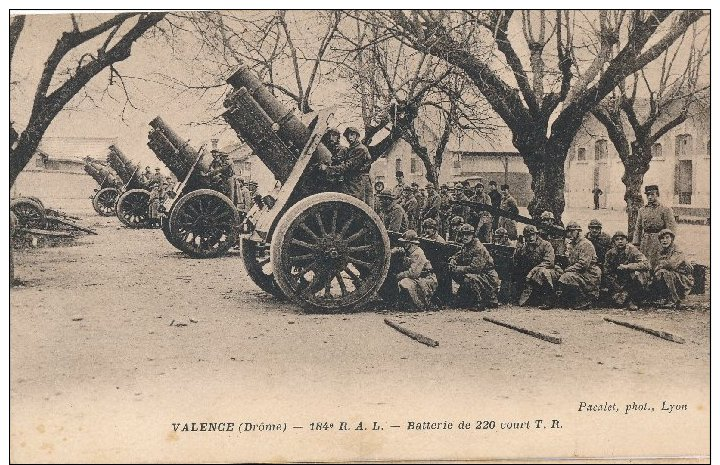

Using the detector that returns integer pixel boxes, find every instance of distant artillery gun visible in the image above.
[83,158,122,216]
[106,145,154,228]
[146,117,240,258]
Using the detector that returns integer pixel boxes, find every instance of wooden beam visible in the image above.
[384,319,439,347]
[604,317,685,344]
[483,317,562,344]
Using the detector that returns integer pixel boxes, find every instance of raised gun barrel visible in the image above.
[107,145,150,190]
[84,159,119,188]
[147,116,213,191]
[222,61,331,183]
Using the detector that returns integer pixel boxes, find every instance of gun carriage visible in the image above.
[107,145,154,228]
[147,117,241,259]
[84,158,122,216]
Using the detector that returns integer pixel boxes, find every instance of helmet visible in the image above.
[588,219,602,229]
[450,216,464,226]
[612,230,628,240]
[398,229,420,244]
[658,228,675,239]
[540,211,555,221]
[326,127,340,135]
[343,126,361,138]
[493,227,508,236]
[475,182,484,189]
[566,221,582,231]
[426,183,435,190]
[459,223,475,235]
[422,218,438,229]
[523,225,538,235]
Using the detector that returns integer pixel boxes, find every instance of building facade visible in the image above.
[566,105,710,216]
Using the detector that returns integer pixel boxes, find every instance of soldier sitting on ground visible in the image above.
[492,227,512,247]
[391,230,437,311]
[649,229,694,309]
[448,223,500,311]
[513,225,561,309]
[586,219,613,265]
[557,221,602,310]
[603,231,650,311]
[539,210,566,256]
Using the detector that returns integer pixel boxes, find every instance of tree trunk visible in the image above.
[525,159,566,221]
[622,143,652,237]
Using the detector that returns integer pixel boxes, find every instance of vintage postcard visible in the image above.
[8,9,710,463]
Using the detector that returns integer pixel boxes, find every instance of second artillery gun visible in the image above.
[146,117,241,258]
[106,145,154,228]
[83,158,122,216]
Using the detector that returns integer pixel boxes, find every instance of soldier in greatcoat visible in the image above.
[650,229,694,309]
[513,225,561,309]
[498,184,519,240]
[586,219,613,265]
[421,183,440,233]
[632,185,677,269]
[539,210,566,256]
[438,184,453,239]
[558,221,602,309]
[492,227,512,247]
[448,224,500,310]
[392,230,438,311]
[603,231,650,311]
[324,127,373,206]
[377,191,407,233]
[401,186,419,232]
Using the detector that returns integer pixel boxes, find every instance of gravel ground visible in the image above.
[10,213,710,463]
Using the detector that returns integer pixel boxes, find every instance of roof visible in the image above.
[452,151,521,158]
[38,136,117,162]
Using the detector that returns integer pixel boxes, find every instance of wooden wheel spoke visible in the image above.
[338,217,354,238]
[347,244,374,253]
[343,266,360,283]
[290,238,316,250]
[314,212,327,236]
[335,273,348,296]
[257,257,270,267]
[345,227,368,244]
[291,253,314,263]
[347,256,374,270]
[299,223,319,242]
[330,208,338,234]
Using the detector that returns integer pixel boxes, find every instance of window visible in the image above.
[577,147,587,162]
[410,157,419,174]
[395,158,402,172]
[651,143,663,159]
[675,134,692,159]
[594,139,608,162]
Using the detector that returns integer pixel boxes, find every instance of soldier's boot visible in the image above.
[518,287,533,307]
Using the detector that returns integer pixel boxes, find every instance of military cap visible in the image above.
[540,211,555,220]
[343,126,361,137]
[523,224,538,235]
[403,185,412,192]
[644,185,660,194]
[658,228,675,239]
[248,180,258,186]
[475,182,484,188]
[489,180,497,186]
[450,215,464,225]
[411,182,419,189]
[325,127,340,135]
[398,229,420,244]
[566,221,582,231]
[459,223,475,235]
[493,227,508,236]
[612,230,628,240]
[422,218,438,228]
[588,219,602,229]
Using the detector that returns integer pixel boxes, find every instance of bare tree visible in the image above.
[591,20,709,235]
[372,10,706,219]
[10,12,166,186]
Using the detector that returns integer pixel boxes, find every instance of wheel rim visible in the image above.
[275,199,388,311]
[117,190,150,227]
[241,239,283,297]
[172,192,237,257]
[12,201,46,229]
[95,189,119,216]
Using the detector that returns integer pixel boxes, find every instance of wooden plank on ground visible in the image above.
[46,217,98,235]
[17,228,73,237]
[483,317,562,344]
[604,317,685,344]
[384,319,439,347]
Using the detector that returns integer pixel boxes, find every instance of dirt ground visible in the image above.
[10,213,710,463]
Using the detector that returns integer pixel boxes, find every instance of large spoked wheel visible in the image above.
[116,189,151,228]
[11,198,47,229]
[92,187,119,216]
[270,192,391,313]
[160,213,185,252]
[168,189,240,259]
[241,238,283,298]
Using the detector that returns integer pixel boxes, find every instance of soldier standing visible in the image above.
[438,184,452,239]
[324,127,373,207]
[592,186,603,210]
[235,178,253,214]
[392,171,406,199]
[421,183,440,231]
[586,219,613,265]
[488,180,502,230]
[377,191,407,233]
[321,127,342,157]
[498,184,519,240]
[393,230,438,311]
[558,222,602,309]
[650,229,694,309]
[513,225,560,309]
[148,168,164,227]
[448,224,500,310]
[632,185,677,269]
[401,186,419,232]
[604,231,650,311]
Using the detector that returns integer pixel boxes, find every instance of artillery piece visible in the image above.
[83,158,122,216]
[146,117,240,258]
[106,145,153,228]
[223,62,388,312]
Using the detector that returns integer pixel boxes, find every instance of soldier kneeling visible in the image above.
[448,224,500,311]
[392,230,437,311]
[558,221,602,309]
[650,229,694,309]
[513,225,561,309]
[603,231,650,311]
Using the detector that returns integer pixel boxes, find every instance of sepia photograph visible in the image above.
[8,8,711,463]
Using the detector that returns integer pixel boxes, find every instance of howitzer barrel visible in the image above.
[107,145,150,190]
[147,117,212,186]
[223,62,331,183]
[84,159,118,187]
